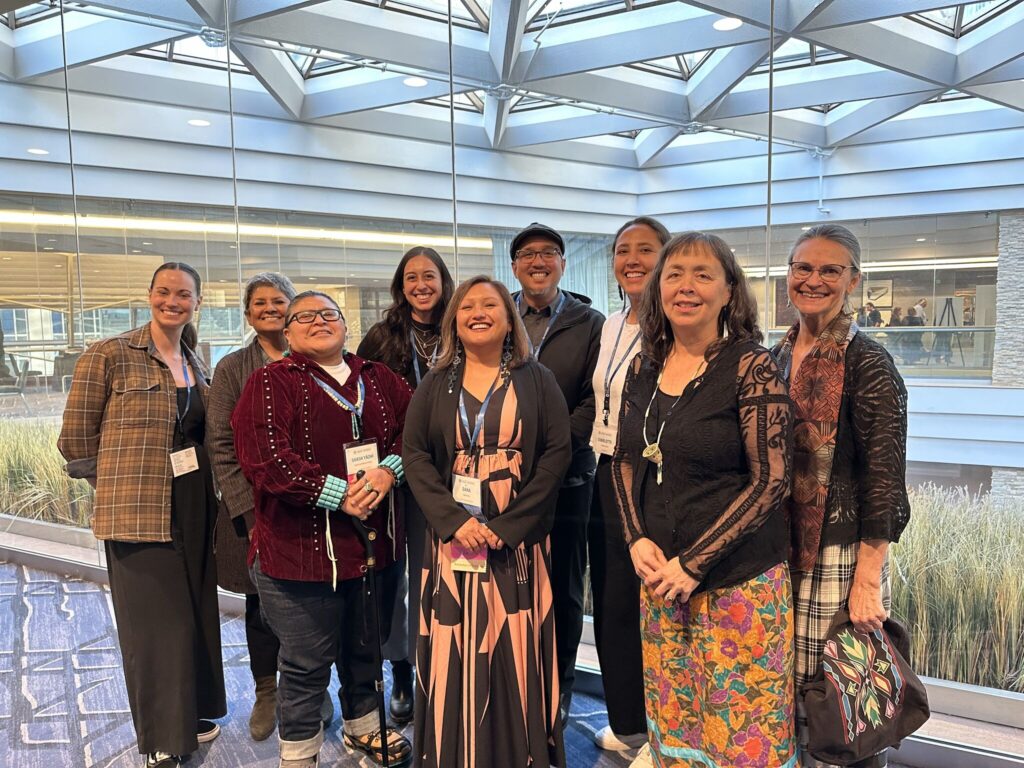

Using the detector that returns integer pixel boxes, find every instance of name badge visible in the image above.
[449,541,488,573]
[344,439,379,483]
[170,446,200,477]
[591,423,617,456]
[452,474,483,509]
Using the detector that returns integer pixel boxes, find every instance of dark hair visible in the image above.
[150,262,202,350]
[435,276,530,371]
[638,231,761,365]
[613,216,671,251]
[286,290,343,324]
[244,272,296,310]
[374,247,455,373]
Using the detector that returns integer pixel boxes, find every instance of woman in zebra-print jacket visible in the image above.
[773,223,911,768]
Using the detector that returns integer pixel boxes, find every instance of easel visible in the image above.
[927,297,965,367]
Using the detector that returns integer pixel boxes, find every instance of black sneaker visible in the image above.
[197,719,221,743]
[145,753,180,768]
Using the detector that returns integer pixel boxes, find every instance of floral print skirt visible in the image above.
[640,562,797,768]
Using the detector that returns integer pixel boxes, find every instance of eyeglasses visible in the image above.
[286,308,343,326]
[514,247,561,263]
[788,262,856,283]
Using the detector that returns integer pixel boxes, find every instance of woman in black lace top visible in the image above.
[612,232,795,768]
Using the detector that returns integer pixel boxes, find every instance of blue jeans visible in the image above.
[254,559,399,759]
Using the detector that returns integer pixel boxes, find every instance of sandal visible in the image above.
[343,727,412,766]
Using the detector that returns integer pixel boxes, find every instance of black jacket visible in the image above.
[402,360,571,549]
[514,289,604,482]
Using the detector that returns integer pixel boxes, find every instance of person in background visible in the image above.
[356,246,455,724]
[902,306,925,364]
[866,302,883,327]
[913,297,929,324]
[233,291,413,768]
[613,232,795,768]
[403,275,571,767]
[588,216,670,752]
[207,272,316,741]
[509,222,604,721]
[887,307,903,326]
[774,224,910,768]
[59,262,225,768]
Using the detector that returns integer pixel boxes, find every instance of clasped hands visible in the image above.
[629,537,699,604]
[341,467,394,521]
[454,517,504,551]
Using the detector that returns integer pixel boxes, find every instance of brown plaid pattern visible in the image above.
[57,324,209,542]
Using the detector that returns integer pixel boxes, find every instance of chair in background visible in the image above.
[0,354,31,415]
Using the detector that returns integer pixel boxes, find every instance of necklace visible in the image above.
[642,355,707,485]
[411,325,439,359]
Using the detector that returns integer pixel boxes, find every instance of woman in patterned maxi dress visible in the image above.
[403,277,572,768]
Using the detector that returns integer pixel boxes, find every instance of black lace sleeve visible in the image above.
[850,341,910,542]
[611,354,646,547]
[678,347,793,580]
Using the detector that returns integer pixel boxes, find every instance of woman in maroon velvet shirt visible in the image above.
[232,290,413,768]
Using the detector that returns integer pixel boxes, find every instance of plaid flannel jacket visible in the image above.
[57,323,209,542]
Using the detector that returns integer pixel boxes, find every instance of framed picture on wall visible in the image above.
[863,279,894,308]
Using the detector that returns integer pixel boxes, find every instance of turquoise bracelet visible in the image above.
[379,454,405,486]
[315,474,348,511]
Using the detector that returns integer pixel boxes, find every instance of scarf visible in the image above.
[776,312,857,573]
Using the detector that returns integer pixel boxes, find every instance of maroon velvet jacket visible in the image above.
[232,350,413,583]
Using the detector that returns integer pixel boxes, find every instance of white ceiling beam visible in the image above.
[963,56,1024,86]
[231,41,305,119]
[72,0,206,26]
[302,70,457,118]
[233,0,331,25]
[13,14,183,81]
[483,93,511,147]
[501,106,662,147]
[681,0,774,28]
[712,112,825,147]
[954,5,1024,85]
[634,125,681,167]
[0,24,12,82]
[801,17,957,87]
[687,41,771,120]
[825,90,943,146]
[185,0,226,28]
[961,82,1024,113]
[488,0,530,82]
[236,2,494,82]
[799,0,959,32]
[528,69,688,123]
[511,3,765,82]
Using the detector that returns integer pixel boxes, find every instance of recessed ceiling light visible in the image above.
[43,246,54,251]
[142,241,153,245]
[27,148,49,155]
[131,249,141,253]
[54,263,62,267]
[47,238,56,242]
[916,237,927,242]
[2,256,11,261]
[219,279,226,282]
[713,17,743,31]
[229,245,237,249]
[403,77,429,88]
[801,226,811,231]
[187,119,211,127]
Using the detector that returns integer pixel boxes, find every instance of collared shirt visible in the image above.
[519,290,562,350]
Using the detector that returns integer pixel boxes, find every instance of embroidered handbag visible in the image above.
[801,608,930,766]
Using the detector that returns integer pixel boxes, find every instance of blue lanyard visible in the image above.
[312,375,366,439]
[517,291,566,358]
[602,315,640,426]
[409,328,438,386]
[458,375,501,456]
[175,356,192,435]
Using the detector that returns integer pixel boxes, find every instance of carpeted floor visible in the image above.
[0,560,636,768]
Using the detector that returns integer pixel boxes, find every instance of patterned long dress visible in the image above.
[414,381,564,768]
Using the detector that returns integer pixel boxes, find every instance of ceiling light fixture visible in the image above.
[142,241,153,245]
[188,119,211,127]
[403,77,429,88]
[27,148,49,155]
[713,17,743,31]
[801,226,811,231]
[43,246,54,251]
[916,237,927,242]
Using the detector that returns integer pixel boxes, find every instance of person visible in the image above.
[509,222,604,719]
[403,275,571,768]
[58,262,225,768]
[232,291,414,768]
[207,272,314,741]
[913,297,928,324]
[588,216,670,752]
[866,302,883,328]
[356,246,455,724]
[773,224,911,768]
[902,306,925,364]
[887,307,903,327]
[612,232,795,768]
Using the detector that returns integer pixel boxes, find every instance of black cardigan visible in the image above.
[402,359,571,549]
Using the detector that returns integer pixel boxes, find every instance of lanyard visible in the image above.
[602,317,640,426]
[409,328,439,386]
[175,357,192,436]
[517,291,566,358]
[458,375,501,457]
[642,368,684,456]
[312,374,365,439]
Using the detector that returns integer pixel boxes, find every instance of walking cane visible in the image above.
[351,470,392,768]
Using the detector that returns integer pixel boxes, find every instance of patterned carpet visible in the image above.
[0,561,636,768]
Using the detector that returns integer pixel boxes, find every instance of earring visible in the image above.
[720,305,730,337]
[499,332,513,384]
[447,338,463,394]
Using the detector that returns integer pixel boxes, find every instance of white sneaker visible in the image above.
[629,742,655,768]
[594,726,648,751]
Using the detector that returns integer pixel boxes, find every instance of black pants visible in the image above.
[549,478,593,696]
[246,592,281,680]
[589,456,646,735]
[383,490,426,665]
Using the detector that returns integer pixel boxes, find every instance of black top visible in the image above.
[357,318,440,390]
[612,341,793,594]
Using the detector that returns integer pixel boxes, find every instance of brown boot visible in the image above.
[250,675,278,741]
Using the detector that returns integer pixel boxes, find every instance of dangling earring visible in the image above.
[447,338,463,394]
[720,305,730,337]
[618,284,627,313]
[499,331,513,385]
